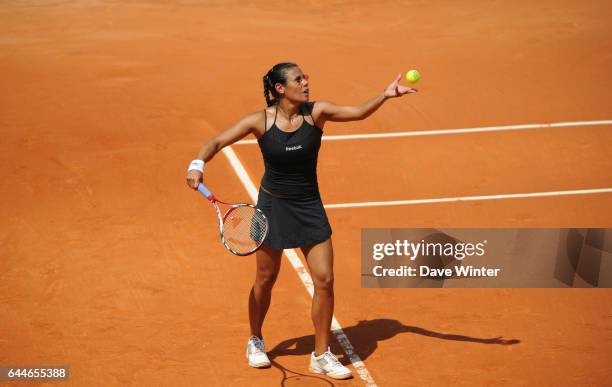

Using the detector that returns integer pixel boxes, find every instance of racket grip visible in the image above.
[197,183,214,200]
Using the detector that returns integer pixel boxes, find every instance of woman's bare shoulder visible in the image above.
[240,109,267,137]
[308,101,329,128]
[309,100,334,116]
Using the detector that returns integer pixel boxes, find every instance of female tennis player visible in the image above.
[185,63,416,379]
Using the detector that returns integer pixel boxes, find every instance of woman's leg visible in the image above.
[301,238,334,355]
[249,243,283,338]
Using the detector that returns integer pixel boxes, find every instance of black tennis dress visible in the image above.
[256,103,332,251]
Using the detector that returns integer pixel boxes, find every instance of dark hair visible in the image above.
[262,62,297,107]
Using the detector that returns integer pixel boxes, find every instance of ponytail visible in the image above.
[262,75,274,107]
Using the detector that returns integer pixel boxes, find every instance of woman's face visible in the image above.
[276,66,309,104]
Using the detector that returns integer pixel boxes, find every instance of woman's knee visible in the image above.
[254,245,282,289]
[255,268,279,289]
[313,273,334,291]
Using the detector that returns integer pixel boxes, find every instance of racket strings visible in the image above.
[222,206,268,254]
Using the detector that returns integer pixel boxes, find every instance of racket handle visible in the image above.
[197,183,214,201]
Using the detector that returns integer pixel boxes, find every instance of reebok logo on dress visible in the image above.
[286,145,302,151]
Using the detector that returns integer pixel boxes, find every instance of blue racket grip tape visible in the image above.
[197,183,212,198]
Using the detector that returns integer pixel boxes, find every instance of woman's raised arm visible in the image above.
[314,74,417,123]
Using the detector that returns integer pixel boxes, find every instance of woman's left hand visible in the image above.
[383,74,417,98]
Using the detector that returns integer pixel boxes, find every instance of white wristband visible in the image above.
[187,159,204,173]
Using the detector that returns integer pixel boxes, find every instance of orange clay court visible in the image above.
[1,1,611,386]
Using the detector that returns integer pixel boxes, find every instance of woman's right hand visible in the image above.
[186,170,203,190]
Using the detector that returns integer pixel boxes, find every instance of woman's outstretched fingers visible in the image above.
[401,85,418,95]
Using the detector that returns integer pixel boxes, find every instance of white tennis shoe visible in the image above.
[309,347,353,379]
[246,335,271,368]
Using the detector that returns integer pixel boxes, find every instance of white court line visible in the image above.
[235,119,612,144]
[221,146,377,387]
[324,188,612,209]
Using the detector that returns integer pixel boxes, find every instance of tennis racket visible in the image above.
[197,183,269,256]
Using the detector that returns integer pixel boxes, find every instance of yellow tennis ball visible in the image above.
[406,69,421,83]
